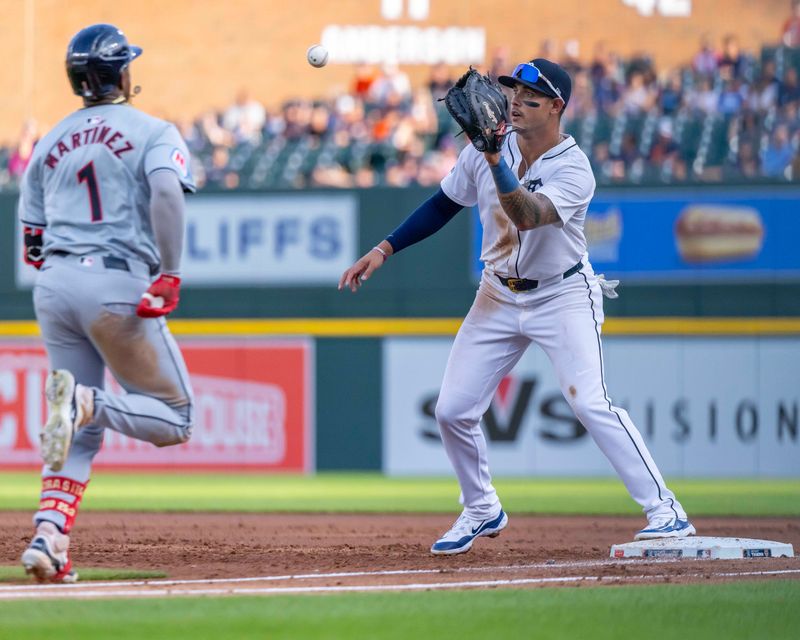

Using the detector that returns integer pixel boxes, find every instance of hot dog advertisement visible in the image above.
[674,205,765,264]
[471,188,799,282]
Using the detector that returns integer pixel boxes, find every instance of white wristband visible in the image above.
[372,246,388,261]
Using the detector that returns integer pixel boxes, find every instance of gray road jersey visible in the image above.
[18,103,195,270]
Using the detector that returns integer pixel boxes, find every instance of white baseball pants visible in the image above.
[435,262,687,522]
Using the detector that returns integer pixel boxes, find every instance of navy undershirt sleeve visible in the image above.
[385,188,464,254]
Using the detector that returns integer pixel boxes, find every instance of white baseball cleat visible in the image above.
[21,522,77,583]
[41,370,92,472]
[430,510,508,555]
[634,516,696,541]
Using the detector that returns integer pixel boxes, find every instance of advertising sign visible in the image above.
[471,188,800,282]
[383,337,799,477]
[0,340,313,470]
[182,194,357,285]
[16,193,357,288]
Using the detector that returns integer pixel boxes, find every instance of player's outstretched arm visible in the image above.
[338,242,392,293]
[484,152,560,230]
[338,188,463,293]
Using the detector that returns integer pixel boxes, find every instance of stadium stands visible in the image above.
[2,39,800,191]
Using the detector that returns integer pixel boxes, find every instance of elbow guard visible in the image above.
[23,226,44,269]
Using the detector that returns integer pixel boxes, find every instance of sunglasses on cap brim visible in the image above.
[511,63,562,100]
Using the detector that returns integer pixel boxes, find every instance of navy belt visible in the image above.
[102,256,130,271]
[50,250,157,275]
[51,250,130,272]
[497,261,583,293]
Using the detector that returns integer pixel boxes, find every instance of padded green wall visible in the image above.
[3,186,799,320]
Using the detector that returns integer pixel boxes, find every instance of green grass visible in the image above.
[0,472,798,515]
[0,565,165,583]
[0,581,797,640]
[1,474,796,639]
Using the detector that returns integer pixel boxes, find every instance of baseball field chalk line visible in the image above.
[0,567,798,601]
[0,559,645,592]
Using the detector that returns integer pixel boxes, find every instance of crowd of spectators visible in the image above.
[4,12,800,191]
[563,30,800,184]
[165,64,463,191]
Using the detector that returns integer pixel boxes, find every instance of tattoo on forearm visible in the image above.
[496,187,560,230]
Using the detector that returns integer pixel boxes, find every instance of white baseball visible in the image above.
[307,44,329,68]
[141,293,164,309]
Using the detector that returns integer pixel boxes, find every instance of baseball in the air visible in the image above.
[307,44,329,68]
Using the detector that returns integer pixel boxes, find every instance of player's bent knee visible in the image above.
[569,394,631,430]
[434,401,452,428]
[566,396,604,425]
[434,397,472,429]
[176,422,193,443]
[155,405,193,447]
[173,412,194,444]
[154,424,192,447]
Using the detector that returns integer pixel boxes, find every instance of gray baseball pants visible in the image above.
[32,252,193,531]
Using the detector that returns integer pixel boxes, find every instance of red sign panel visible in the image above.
[0,340,312,470]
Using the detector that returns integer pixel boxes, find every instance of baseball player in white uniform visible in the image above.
[340,59,695,555]
[18,24,195,581]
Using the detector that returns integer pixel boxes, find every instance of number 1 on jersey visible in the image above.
[77,161,103,222]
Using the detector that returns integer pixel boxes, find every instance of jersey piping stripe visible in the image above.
[542,142,577,160]
[578,270,679,520]
[507,141,522,278]
[157,317,194,424]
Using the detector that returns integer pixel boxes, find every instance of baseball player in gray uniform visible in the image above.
[340,59,695,555]
[18,24,195,582]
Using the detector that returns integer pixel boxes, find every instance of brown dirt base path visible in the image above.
[1,513,799,597]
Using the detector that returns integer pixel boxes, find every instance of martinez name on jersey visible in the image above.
[43,119,135,169]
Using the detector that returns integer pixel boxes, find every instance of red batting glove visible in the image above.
[136,275,181,318]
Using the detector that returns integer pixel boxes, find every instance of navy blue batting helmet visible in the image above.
[66,24,142,99]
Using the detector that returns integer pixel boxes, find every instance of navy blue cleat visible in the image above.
[634,517,696,541]
[430,510,508,555]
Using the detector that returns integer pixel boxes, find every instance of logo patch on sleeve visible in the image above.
[171,148,190,179]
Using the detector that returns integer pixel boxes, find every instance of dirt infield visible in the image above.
[2,513,799,595]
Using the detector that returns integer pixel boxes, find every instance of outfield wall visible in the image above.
[384,335,800,477]
[3,186,800,320]
[0,339,314,471]
[1,323,798,476]
[1,185,799,475]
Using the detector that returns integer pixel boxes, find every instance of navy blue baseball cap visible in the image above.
[498,58,572,107]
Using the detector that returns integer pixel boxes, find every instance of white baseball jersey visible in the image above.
[18,104,195,271]
[441,133,595,280]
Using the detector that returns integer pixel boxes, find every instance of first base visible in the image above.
[610,537,795,560]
